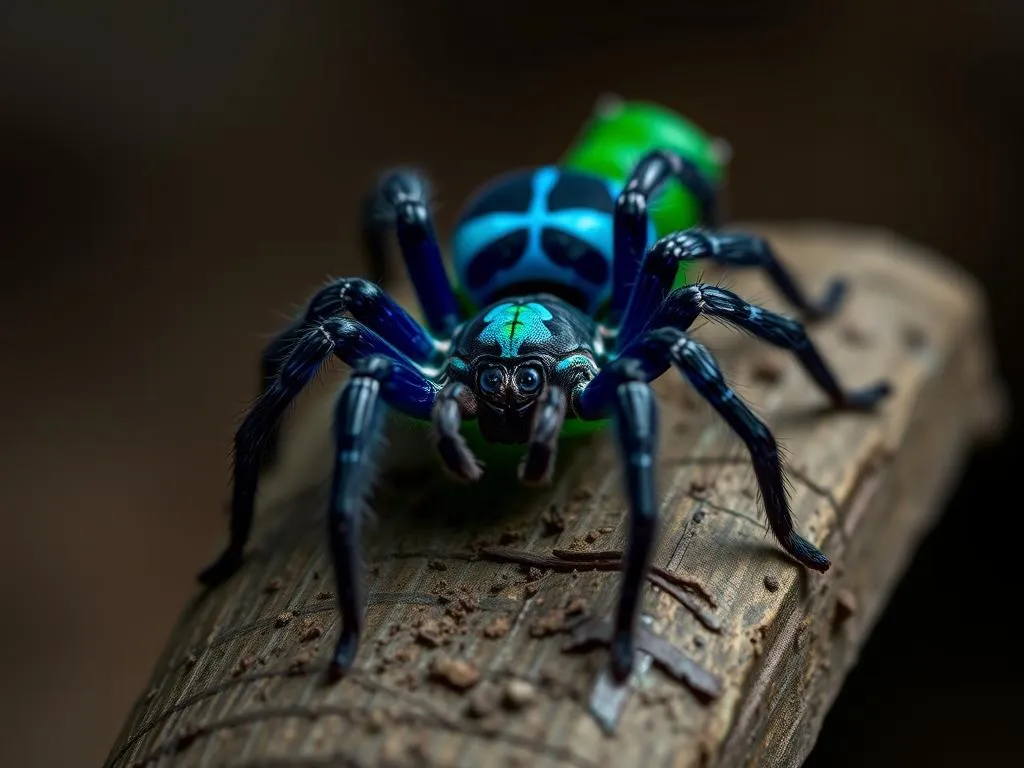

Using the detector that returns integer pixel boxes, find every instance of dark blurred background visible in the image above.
[1,2,1021,766]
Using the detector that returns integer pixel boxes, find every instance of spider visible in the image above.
[198,150,891,684]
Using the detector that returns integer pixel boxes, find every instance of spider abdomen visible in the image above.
[451,166,656,317]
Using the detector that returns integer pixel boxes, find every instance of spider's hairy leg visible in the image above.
[327,356,392,675]
[616,230,846,348]
[655,328,830,569]
[519,385,568,485]
[577,360,660,682]
[610,149,719,324]
[198,317,436,588]
[367,168,462,337]
[651,284,892,410]
[259,279,442,468]
[432,382,484,482]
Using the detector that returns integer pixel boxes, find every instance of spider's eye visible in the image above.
[515,365,542,394]
[479,366,504,394]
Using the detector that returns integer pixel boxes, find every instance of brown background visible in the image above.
[1,2,1021,766]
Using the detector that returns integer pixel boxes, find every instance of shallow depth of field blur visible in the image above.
[1,3,1021,767]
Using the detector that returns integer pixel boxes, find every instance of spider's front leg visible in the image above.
[327,355,398,673]
[575,360,660,681]
[615,229,846,347]
[198,317,437,589]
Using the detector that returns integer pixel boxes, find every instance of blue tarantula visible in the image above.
[198,151,891,683]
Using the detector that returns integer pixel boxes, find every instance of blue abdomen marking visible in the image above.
[452,166,657,315]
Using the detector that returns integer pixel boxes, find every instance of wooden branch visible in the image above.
[105,223,1005,768]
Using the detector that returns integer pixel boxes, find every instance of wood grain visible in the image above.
[104,223,1005,768]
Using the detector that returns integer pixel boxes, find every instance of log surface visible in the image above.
[106,224,1005,768]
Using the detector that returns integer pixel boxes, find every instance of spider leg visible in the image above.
[649,284,892,409]
[432,382,484,482]
[259,278,442,467]
[198,317,437,588]
[616,230,846,348]
[518,385,568,485]
[576,360,660,681]
[327,355,393,674]
[362,169,462,337]
[610,150,719,324]
[576,329,833,680]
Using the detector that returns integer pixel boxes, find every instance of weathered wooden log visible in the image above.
[105,223,1005,768]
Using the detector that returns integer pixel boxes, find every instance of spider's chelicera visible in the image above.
[198,150,891,684]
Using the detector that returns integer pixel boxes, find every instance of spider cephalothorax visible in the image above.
[198,100,891,694]
[442,296,598,449]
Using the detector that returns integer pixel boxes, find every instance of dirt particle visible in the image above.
[231,654,257,678]
[183,653,198,670]
[692,508,706,523]
[443,589,480,620]
[390,645,419,664]
[572,488,594,503]
[264,578,282,593]
[314,590,333,600]
[466,686,498,718]
[489,572,512,594]
[750,354,785,385]
[565,597,587,616]
[527,566,543,582]
[524,581,541,598]
[541,504,566,536]
[584,528,603,543]
[693,635,705,649]
[840,321,872,347]
[763,574,780,592]
[275,611,294,628]
[416,620,444,648]
[502,679,537,710]
[299,618,324,642]
[429,655,481,691]
[499,530,523,545]
[530,609,567,638]
[366,708,388,734]
[288,650,313,675]
[428,558,448,571]
[483,614,512,639]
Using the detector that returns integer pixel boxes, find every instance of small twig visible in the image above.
[478,546,720,632]
[552,548,718,607]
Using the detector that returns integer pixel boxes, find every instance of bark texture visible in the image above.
[105,223,1005,768]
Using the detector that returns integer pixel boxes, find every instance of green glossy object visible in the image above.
[562,98,729,290]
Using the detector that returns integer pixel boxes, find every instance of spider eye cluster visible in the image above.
[476,362,545,398]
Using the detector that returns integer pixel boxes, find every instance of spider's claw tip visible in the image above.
[786,533,831,572]
[517,448,556,486]
[809,278,848,320]
[608,632,635,683]
[197,548,244,587]
[838,380,893,411]
[329,634,358,679]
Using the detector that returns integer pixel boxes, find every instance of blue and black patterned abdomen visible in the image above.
[451,166,657,316]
